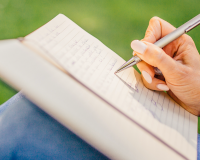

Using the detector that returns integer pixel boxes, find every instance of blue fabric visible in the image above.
[0,92,109,160]
[0,91,24,115]
[198,134,200,160]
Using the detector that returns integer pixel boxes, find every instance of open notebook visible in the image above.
[0,14,197,160]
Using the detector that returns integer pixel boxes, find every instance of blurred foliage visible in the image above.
[0,0,200,131]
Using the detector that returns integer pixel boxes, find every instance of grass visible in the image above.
[0,0,200,131]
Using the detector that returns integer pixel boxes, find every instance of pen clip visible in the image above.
[185,20,200,33]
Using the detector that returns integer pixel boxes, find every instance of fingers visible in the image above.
[131,40,177,76]
[131,16,175,91]
[142,74,169,91]
[137,61,155,82]
[137,61,169,91]
[142,17,176,43]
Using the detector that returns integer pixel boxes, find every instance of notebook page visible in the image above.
[24,14,197,160]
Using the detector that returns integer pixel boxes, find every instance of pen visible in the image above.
[115,14,200,75]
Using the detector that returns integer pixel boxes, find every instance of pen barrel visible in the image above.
[154,14,200,48]
[154,29,185,48]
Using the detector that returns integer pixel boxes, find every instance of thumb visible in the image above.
[131,40,177,75]
[142,17,176,43]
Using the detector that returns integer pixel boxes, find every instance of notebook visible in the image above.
[0,14,197,160]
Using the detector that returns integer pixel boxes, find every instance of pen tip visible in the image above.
[114,71,118,74]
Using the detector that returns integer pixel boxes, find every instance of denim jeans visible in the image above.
[0,92,109,160]
[0,92,199,159]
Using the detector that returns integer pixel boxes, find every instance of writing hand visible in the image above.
[131,17,200,116]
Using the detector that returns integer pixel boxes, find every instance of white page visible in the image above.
[0,39,186,160]
[25,14,197,160]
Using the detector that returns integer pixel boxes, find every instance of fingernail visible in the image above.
[131,40,147,54]
[142,71,152,84]
[157,84,169,91]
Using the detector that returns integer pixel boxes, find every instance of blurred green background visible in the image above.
[0,0,200,131]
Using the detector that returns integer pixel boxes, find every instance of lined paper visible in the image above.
[25,14,197,160]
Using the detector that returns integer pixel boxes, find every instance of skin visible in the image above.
[132,17,200,116]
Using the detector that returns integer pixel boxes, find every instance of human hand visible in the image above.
[131,17,200,116]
